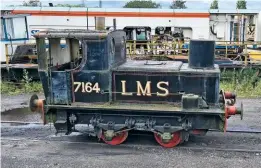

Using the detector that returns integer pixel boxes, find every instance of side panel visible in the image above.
[51,71,72,104]
[73,71,110,103]
[113,71,220,104]
[38,70,49,99]
[205,76,220,104]
[84,40,108,70]
[113,72,181,103]
[179,75,205,95]
[180,75,219,104]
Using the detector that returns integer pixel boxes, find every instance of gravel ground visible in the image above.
[1,93,44,113]
[1,124,261,150]
[1,139,261,168]
[1,95,261,168]
[227,98,261,130]
[1,94,32,112]
[1,135,261,168]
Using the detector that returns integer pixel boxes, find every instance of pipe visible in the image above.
[113,19,116,30]
[242,17,246,43]
[86,8,88,30]
[230,21,233,43]
[210,25,217,36]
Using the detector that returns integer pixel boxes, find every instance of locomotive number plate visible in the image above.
[74,82,101,93]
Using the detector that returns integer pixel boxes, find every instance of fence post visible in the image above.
[244,44,247,66]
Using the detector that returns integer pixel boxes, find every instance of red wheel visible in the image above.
[154,132,181,148]
[101,131,128,145]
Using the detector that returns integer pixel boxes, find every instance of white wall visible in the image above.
[27,16,96,36]
[26,15,209,40]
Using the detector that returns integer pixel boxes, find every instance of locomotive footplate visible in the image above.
[39,94,242,148]
[44,103,226,148]
[45,103,225,138]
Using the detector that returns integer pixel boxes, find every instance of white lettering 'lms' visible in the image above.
[121,80,169,97]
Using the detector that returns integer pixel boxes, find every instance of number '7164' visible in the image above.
[74,82,101,93]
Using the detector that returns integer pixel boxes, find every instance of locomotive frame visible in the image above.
[30,29,243,148]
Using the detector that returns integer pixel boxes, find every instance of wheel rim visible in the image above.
[154,132,181,148]
[101,131,128,145]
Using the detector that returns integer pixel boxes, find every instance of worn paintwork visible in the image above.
[33,29,229,141]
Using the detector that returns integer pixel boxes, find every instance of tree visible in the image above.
[210,0,218,9]
[22,0,40,6]
[123,0,161,8]
[236,0,247,9]
[170,0,187,9]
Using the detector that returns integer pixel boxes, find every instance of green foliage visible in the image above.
[1,82,21,95]
[21,69,32,92]
[220,80,261,98]
[0,69,42,95]
[22,0,40,7]
[170,0,187,9]
[123,0,161,8]
[236,0,247,9]
[55,4,84,7]
[220,69,261,98]
[0,81,43,95]
[210,0,219,9]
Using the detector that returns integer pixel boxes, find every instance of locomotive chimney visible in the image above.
[188,40,215,69]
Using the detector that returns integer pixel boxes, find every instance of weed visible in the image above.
[0,82,23,95]
[0,70,43,96]
[220,68,261,98]
[21,69,33,92]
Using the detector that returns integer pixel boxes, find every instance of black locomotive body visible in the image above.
[30,29,243,148]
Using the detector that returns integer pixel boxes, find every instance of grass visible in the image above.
[1,69,43,96]
[220,68,261,98]
[220,80,261,98]
[0,81,43,95]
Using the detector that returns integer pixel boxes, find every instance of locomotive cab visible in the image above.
[30,29,243,148]
[33,29,126,104]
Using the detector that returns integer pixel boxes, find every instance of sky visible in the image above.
[1,0,261,10]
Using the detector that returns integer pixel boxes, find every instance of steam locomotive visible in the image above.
[29,29,243,148]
